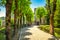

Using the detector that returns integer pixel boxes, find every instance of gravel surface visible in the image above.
[19,25,57,40]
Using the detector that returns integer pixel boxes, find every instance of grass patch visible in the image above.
[0,27,6,40]
[38,25,60,38]
[0,33,6,40]
[54,28,60,38]
[38,25,50,33]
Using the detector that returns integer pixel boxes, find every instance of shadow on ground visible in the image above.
[48,36,58,40]
[19,26,33,40]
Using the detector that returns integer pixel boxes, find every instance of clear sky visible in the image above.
[30,0,46,11]
[0,6,6,17]
[0,0,46,17]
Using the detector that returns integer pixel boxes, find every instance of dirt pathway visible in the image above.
[19,25,57,40]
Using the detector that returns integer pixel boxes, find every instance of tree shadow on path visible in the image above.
[48,36,59,40]
[19,26,33,40]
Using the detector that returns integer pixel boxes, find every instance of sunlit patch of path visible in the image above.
[19,25,57,40]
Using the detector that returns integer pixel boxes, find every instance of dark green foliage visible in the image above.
[54,28,60,34]
[0,33,6,40]
[0,27,6,40]
[0,0,6,6]
[54,0,60,28]
[54,28,60,38]
[0,20,1,26]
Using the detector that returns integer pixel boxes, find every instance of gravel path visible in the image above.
[19,25,57,40]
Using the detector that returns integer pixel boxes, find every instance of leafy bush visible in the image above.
[54,9,60,28]
[0,27,6,40]
[54,28,60,34]
[0,33,6,40]
[54,28,60,38]
[38,25,50,33]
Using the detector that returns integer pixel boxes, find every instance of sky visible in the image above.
[0,0,46,17]
[30,0,46,12]
[0,6,6,17]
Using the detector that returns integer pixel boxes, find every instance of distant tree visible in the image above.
[36,7,47,24]
[20,0,31,26]
[25,8,34,25]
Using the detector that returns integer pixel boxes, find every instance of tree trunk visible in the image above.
[42,17,45,25]
[6,0,12,40]
[30,17,31,25]
[14,10,17,34]
[47,16,50,25]
[23,15,25,26]
[14,0,18,40]
[18,18,20,29]
[40,18,41,25]
[14,10,18,40]
[50,0,56,35]
[20,15,22,28]
[50,14,54,35]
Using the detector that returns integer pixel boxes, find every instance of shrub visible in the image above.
[38,25,60,38]
[38,25,50,33]
[54,28,60,34]
[54,28,60,38]
[0,27,6,40]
